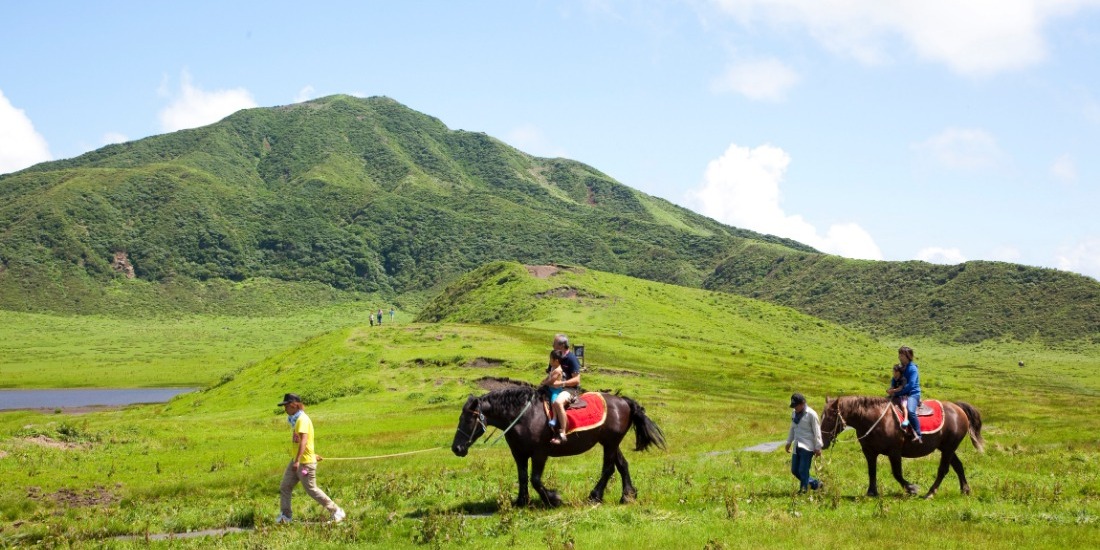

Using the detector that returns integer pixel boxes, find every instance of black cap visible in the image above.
[789,393,806,408]
[278,393,302,406]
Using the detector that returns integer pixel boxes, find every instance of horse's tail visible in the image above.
[956,401,985,453]
[623,396,667,452]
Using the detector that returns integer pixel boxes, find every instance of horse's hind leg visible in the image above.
[924,451,953,499]
[613,449,637,504]
[888,454,918,495]
[588,444,617,503]
[950,453,971,495]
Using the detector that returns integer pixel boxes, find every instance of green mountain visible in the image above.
[704,243,1100,344]
[0,94,808,313]
[1,94,1097,343]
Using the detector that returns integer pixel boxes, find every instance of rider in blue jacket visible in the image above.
[896,346,922,443]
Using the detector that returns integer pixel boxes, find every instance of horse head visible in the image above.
[820,395,844,449]
[451,394,487,457]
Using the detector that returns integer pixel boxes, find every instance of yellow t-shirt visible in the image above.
[289,412,317,464]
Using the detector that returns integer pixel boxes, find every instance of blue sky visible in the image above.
[3,1,1099,280]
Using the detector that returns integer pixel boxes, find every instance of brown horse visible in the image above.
[451,384,666,507]
[820,396,984,498]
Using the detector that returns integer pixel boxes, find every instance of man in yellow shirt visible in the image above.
[276,393,345,523]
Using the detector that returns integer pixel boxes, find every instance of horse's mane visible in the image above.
[838,395,891,417]
[481,384,538,413]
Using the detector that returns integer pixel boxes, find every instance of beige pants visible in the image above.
[280,462,338,519]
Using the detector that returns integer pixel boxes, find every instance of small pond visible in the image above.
[0,388,195,411]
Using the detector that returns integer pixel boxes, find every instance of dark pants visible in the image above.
[906,394,923,438]
[791,448,820,492]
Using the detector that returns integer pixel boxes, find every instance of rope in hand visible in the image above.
[318,395,536,461]
[320,447,445,461]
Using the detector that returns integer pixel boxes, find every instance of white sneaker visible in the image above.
[332,508,346,523]
[275,513,292,524]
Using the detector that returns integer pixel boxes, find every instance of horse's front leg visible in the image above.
[510,449,531,507]
[530,454,562,507]
[863,449,879,497]
[888,453,918,495]
[588,444,616,503]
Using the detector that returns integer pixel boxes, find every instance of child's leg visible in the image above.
[899,399,910,426]
[554,401,568,435]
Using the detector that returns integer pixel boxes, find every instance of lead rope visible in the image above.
[484,395,535,447]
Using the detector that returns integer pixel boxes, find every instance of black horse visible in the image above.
[451,384,666,507]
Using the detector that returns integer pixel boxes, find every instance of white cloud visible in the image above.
[711,58,800,101]
[158,71,257,132]
[916,246,967,264]
[505,124,569,158]
[710,0,1100,76]
[1056,237,1100,280]
[0,88,52,174]
[913,127,1005,170]
[687,143,883,259]
[294,85,315,103]
[1050,153,1078,183]
[102,132,128,145]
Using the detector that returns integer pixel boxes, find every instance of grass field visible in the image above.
[1,264,1097,548]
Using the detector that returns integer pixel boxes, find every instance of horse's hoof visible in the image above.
[922,493,935,500]
[866,490,879,497]
[620,492,637,504]
[906,484,920,495]
[546,492,563,508]
[588,491,604,504]
[962,485,972,496]
[513,497,530,507]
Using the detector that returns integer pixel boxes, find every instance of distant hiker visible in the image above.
[276,393,345,524]
[369,315,374,327]
[377,309,383,325]
[886,364,909,425]
[542,349,569,444]
[389,307,395,321]
[785,392,823,493]
[895,346,923,444]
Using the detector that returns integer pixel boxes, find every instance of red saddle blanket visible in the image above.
[546,392,608,434]
[891,399,945,434]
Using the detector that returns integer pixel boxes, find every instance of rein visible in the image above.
[459,393,536,448]
[826,400,891,444]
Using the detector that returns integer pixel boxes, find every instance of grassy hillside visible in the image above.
[0,95,809,315]
[705,242,1100,343]
[1,263,1097,547]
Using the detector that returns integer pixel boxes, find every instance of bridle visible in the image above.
[456,402,489,447]
[456,394,535,448]
[823,398,891,444]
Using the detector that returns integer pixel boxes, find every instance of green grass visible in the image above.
[0,306,400,388]
[0,264,1097,548]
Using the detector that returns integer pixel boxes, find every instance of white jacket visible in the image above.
[786,406,823,452]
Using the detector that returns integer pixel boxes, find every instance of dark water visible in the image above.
[0,388,195,410]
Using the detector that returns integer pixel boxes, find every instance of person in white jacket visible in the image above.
[784,393,823,492]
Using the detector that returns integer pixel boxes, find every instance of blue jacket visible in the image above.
[899,362,921,396]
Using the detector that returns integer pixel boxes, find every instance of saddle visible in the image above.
[543,392,608,435]
[541,386,587,409]
[890,399,945,435]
